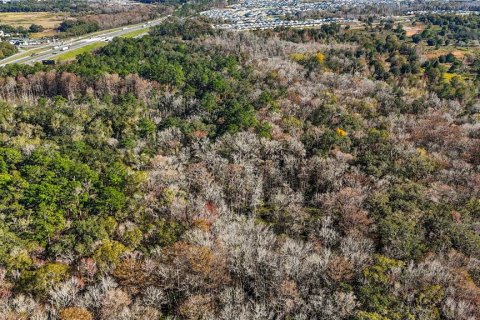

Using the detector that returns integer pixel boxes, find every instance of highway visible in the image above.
[0,17,167,67]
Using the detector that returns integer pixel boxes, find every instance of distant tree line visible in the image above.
[0,0,90,13]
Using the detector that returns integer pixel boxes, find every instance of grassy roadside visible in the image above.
[1,46,50,63]
[86,21,152,38]
[120,27,151,38]
[55,42,106,61]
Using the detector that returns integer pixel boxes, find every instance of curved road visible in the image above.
[0,17,168,67]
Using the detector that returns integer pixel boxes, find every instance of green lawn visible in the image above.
[120,27,151,39]
[55,42,106,61]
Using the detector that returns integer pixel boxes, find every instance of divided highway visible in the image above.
[0,17,168,67]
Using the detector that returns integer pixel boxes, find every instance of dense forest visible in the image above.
[0,15,479,320]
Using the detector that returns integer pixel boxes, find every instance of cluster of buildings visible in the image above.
[200,0,396,30]
[0,33,51,48]
[201,0,478,30]
[212,17,354,31]
[0,30,26,45]
[0,30,43,46]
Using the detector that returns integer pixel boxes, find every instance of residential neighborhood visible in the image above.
[201,0,357,30]
[201,0,480,30]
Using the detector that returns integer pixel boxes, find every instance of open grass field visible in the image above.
[403,23,426,37]
[424,47,473,60]
[0,12,67,37]
[0,12,67,28]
